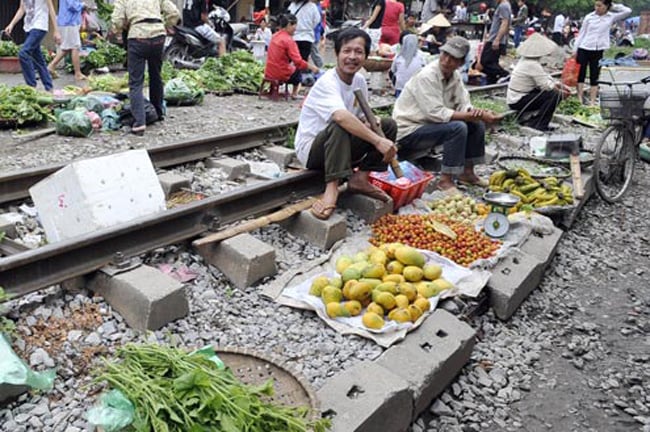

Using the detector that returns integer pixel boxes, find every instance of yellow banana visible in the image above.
[509,189,529,204]
[520,182,541,194]
[490,170,506,186]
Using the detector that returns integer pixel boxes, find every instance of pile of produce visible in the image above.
[205,51,264,93]
[557,97,604,127]
[489,168,574,208]
[0,40,19,57]
[310,244,449,329]
[0,84,54,125]
[84,40,126,69]
[92,343,330,432]
[370,214,501,266]
[427,193,489,225]
[88,74,129,93]
[196,58,235,93]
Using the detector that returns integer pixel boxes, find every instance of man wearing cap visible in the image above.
[480,0,511,84]
[393,36,502,193]
[507,33,569,131]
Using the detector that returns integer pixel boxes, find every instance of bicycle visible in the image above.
[593,75,650,203]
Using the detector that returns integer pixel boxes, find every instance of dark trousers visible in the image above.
[509,89,561,131]
[552,31,564,46]
[480,44,509,84]
[306,118,397,183]
[577,48,604,86]
[397,121,486,174]
[127,36,165,128]
[296,41,312,62]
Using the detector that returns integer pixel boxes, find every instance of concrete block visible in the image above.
[520,226,563,267]
[281,210,347,250]
[0,383,29,404]
[376,309,476,416]
[206,157,250,180]
[202,233,276,288]
[88,265,188,331]
[0,212,21,238]
[338,193,393,223]
[261,145,296,168]
[157,172,191,198]
[61,275,88,292]
[487,250,546,320]
[317,361,413,432]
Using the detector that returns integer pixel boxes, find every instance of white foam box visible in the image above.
[29,149,166,243]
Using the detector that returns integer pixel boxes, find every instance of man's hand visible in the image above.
[491,40,500,50]
[53,31,61,45]
[467,108,485,120]
[481,110,503,123]
[376,137,397,163]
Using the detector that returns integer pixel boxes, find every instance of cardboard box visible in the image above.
[29,150,166,242]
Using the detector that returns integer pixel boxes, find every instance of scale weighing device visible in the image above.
[483,192,520,238]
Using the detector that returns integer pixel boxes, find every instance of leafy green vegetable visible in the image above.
[93,343,331,432]
[0,41,19,57]
[85,40,126,69]
[89,74,129,93]
[0,84,54,125]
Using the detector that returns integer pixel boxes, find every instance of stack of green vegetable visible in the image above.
[217,51,265,93]
[196,57,234,93]
[0,84,54,126]
[93,343,330,432]
[89,74,129,93]
[85,40,126,70]
[557,97,604,127]
[0,41,19,57]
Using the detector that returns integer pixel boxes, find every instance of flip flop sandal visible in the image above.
[311,200,336,220]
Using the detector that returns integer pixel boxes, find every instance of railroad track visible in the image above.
[0,81,518,299]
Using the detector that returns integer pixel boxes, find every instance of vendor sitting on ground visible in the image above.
[264,14,319,99]
[506,33,570,131]
[294,27,398,220]
[420,13,451,55]
[392,36,502,193]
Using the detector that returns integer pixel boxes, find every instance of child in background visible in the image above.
[48,0,86,81]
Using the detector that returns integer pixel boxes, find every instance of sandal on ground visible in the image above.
[131,125,146,136]
[348,184,391,202]
[310,199,336,220]
[456,176,489,188]
[48,69,59,79]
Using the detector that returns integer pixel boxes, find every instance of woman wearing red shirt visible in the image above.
[264,14,319,99]
[380,0,405,46]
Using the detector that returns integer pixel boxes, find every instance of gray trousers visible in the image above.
[306,118,397,183]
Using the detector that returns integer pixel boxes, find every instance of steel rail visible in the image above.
[0,122,293,204]
[0,82,517,205]
[0,170,322,297]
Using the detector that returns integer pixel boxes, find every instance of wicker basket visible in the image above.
[600,89,648,120]
[214,347,319,413]
[363,57,392,72]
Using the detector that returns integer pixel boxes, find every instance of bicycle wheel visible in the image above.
[593,125,636,203]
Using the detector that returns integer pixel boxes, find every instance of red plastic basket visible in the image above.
[369,162,434,210]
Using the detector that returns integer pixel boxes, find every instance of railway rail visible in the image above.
[0,81,519,298]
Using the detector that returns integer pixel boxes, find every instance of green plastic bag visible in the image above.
[56,109,93,137]
[67,96,105,114]
[86,389,135,432]
[0,333,55,391]
[164,77,204,106]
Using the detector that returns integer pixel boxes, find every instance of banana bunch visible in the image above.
[489,168,574,208]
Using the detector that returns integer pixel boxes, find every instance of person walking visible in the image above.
[310,0,326,68]
[574,0,631,105]
[552,12,565,45]
[47,0,86,81]
[379,0,405,46]
[512,0,528,48]
[4,0,61,91]
[479,0,511,84]
[111,0,180,135]
[288,0,321,61]
[361,0,386,52]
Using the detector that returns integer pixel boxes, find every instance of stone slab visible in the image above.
[201,233,276,288]
[261,145,296,168]
[206,157,250,180]
[317,361,413,432]
[520,225,564,267]
[376,309,476,416]
[88,265,188,331]
[338,193,393,223]
[281,210,347,250]
[487,249,546,321]
[157,172,191,198]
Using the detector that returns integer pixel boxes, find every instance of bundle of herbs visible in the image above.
[92,343,330,432]
[85,40,126,69]
[0,84,54,125]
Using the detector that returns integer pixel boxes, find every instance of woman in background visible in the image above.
[390,33,425,97]
[379,0,405,46]
[574,0,631,105]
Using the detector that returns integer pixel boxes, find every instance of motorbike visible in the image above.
[164,6,250,69]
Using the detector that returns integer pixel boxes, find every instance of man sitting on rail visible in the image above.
[264,14,319,100]
[294,27,398,220]
[392,36,502,193]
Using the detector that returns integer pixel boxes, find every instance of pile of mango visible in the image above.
[489,168,574,208]
[309,243,453,330]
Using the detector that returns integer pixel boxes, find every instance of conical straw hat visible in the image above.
[516,33,557,58]
[419,13,451,34]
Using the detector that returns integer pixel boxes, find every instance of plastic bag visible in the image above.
[85,110,102,130]
[118,99,160,127]
[56,109,93,137]
[561,56,580,88]
[86,389,135,432]
[68,96,105,114]
[0,333,55,392]
[164,78,204,106]
[101,108,121,131]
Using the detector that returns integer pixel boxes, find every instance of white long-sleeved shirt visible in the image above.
[575,3,631,51]
[506,58,556,105]
[552,14,564,33]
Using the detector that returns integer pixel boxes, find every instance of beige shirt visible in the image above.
[506,58,556,105]
[111,0,180,40]
[392,60,472,141]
